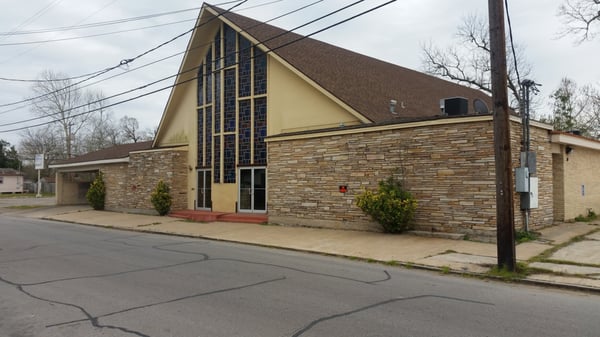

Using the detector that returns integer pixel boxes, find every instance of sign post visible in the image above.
[35,154,45,198]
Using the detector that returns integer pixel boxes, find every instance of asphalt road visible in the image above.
[1,215,599,337]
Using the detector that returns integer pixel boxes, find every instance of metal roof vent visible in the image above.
[390,100,398,115]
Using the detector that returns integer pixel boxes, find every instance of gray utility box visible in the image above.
[515,167,529,193]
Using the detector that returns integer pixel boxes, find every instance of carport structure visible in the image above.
[50,141,153,205]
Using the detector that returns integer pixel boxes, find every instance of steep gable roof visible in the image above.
[207,4,491,123]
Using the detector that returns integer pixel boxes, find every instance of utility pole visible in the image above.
[488,0,516,271]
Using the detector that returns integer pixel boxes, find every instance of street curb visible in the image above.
[41,217,600,295]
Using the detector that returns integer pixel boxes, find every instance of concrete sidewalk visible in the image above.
[4,203,600,292]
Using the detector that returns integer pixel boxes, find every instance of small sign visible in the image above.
[34,154,45,170]
[339,185,348,193]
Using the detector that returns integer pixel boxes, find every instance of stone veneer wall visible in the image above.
[268,118,553,240]
[103,149,188,214]
[511,123,554,232]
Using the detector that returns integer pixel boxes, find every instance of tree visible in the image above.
[119,116,148,143]
[421,14,533,113]
[29,70,109,158]
[19,126,63,164]
[0,140,21,169]
[547,78,600,137]
[558,0,600,42]
[81,98,120,153]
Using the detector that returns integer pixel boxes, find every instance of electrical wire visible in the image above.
[0,7,201,36]
[0,18,197,47]
[0,0,249,108]
[504,0,522,89]
[0,0,397,133]
[0,0,326,116]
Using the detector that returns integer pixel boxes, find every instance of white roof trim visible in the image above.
[551,133,600,151]
[49,157,129,169]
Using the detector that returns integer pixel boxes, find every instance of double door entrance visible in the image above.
[196,168,266,213]
[239,167,266,213]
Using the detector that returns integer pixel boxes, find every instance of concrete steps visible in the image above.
[170,210,268,224]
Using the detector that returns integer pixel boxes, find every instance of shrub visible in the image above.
[86,172,105,210]
[151,180,172,216]
[355,176,417,233]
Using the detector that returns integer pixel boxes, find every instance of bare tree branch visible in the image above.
[421,14,533,113]
[558,0,600,43]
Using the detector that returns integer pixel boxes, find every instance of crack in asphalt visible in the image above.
[290,295,495,336]
[0,238,394,336]
[47,277,286,329]
[152,242,393,285]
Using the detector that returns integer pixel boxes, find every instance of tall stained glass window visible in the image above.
[197,23,268,186]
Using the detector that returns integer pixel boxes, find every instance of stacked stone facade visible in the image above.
[103,149,188,214]
[268,117,554,240]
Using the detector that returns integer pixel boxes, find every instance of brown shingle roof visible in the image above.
[208,5,491,123]
[52,141,153,166]
[0,168,23,176]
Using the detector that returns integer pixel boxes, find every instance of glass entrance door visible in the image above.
[239,168,266,213]
[196,170,212,210]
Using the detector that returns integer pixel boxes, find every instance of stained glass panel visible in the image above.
[254,47,267,95]
[197,65,204,106]
[224,69,236,132]
[205,106,212,166]
[214,29,221,69]
[238,35,251,97]
[224,24,236,67]
[205,47,212,104]
[238,99,251,165]
[197,108,204,166]
[224,134,236,183]
[254,97,267,164]
[215,72,221,133]
[214,135,221,183]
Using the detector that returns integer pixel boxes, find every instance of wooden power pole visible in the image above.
[488,0,516,271]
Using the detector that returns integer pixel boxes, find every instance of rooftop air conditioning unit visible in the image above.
[443,97,468,116]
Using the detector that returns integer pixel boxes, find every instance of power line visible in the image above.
[0,18,197,47]
[0,1,249,108]
[0,7,201,36]
[0,1,396,133]
[0,0,325,115]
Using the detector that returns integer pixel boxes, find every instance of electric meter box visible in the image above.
[515,167,530,193]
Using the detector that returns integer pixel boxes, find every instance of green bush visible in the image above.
[355,176,417,233]
[151,180,172,216]
[86,172,105,210]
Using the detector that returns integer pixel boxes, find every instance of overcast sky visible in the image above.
[0,0,598,147]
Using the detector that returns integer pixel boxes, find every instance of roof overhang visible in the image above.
[49,157,129,170]
[551,132,600,151]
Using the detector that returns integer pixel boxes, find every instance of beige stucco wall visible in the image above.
[267,116,554,240]
[268,57,363,135]
[554,144,600,220]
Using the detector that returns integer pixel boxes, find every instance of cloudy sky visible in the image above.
[0,0,598,146]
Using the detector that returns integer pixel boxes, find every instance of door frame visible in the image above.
[196,169,212,210]
[238,167,267,214]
